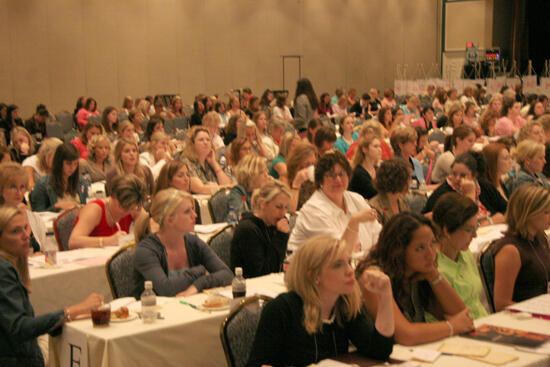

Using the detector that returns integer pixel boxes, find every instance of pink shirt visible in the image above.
[76,108,99,129]
[71,137,88,159]
[494,116,526,137]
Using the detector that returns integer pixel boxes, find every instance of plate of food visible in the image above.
[111,306,138,322]
[200,294,230,311]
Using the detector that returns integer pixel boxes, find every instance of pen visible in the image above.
[179,300,199,310]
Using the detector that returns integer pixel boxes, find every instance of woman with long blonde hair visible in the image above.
[248,235,394,367]
[106,138,154,195]
[349,133,381,200]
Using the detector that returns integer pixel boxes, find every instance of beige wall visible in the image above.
[0,0,440,117]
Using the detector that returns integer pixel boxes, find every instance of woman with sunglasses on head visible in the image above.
[132,189,233,298]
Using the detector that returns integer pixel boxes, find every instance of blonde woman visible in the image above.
[79,135,113,182]
[492,184,550,311]
[168,95,185,118]
[248,235,394,366]
[132,189,233,298]
[227,154,270,219]
[116,120,139,145]
[237,119,270,159]
[230,180,291,278]
[348,134,381,200]
[22,137,62,189]
[516,120,545,144]
[121,96,133,115]
[201,111,225,151]
[106,138,154,195]
[0,206,102,366]
[505,140,550,195]
[178,126,231,195]
[253,111,279,161]
[139,131,171,179]
[9,126,35,164]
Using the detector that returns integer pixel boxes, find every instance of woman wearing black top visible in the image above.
[349,133,381,200]
[230,180,291,278]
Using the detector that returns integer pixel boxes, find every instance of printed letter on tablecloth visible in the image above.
[58,327,88,367]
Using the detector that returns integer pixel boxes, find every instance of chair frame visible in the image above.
[220,294,273,367]
[53,207,80,251]
[207,224,234,267]
[105,242,137,299]
[478,240,496,313]
[208,187,230,223]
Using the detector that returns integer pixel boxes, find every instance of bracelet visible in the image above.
[346,224,358,234]
[99,237,104,248]
[445,320,454,337]
[430,274,442,286]
[64,308,72,322]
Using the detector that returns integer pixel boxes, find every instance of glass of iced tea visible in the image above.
[91,304,111,327]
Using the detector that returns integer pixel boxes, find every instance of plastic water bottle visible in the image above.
[44,231,57,266]
[238,196,249,220]
[227,205,238,226]
[141,281,157,324]
[232,267,246,299]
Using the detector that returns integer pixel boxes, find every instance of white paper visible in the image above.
[219,287,280,300]
[109,297,136,310]
[507,294,550,317]
[411,348,441,362]
[194,223,227,234]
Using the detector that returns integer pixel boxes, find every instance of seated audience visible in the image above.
[24,105,49,143]
[132,189,233,298]
[9,126,35,164]
[495,97,526,137]
[482,142,513,201]
[179,126,232,194]
[230,180,291,278]
[139,131,171,179]
[505,140,550,195]
[348,134,380,200]
[356,213,474,345]
[334,115,358,155]
[432,193,489,319]
[79,135,113,183]
[30,143,87,211]
[0,206,103,366]
[68,174,146,249]
[288,151,381,253]
[431,125,475,184]
[369,158,411,225]
[286,142,317,212]
[101,106,119,141]
[106,138,154,195]
[492,184,550,311]
[70,121,103,160]
[76,97,99,130]
[23,138,62,189]
[247,235,394,367]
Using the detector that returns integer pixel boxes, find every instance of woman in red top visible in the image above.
[68,175,147,249]
[70,121,103,159]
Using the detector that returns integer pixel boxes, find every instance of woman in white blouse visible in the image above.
[288,150,382,254]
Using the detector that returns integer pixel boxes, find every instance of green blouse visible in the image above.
[437,250,489,320]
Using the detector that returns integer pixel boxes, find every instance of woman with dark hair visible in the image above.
[482,142,513,200]
[306,118,321,144]
[432,193,489,319]
[369,158,411,225]
[293,78,318,132]
[288,151,381,254]
[30,143,88,211]
[431,125,475,183]
[334,115,358,155]
[432,88,447,111]
[495,97,526,137]
[73,96,85,125]
[381,89,396,108]
[101,106,119,139]
[356,213,474,345]
[412,106,436,130]
[70,120,103,159]
[76,97,99,130]
[144,116,165,142]
[227,137,252,170]
[377,106,394,135]
[0,105,22,144]
[223,113,245,146]
[259,89,273,117]
[272,95,293,122]
[190,99,205,127]
[316,93,334,116]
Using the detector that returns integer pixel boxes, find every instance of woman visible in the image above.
[227,137,252,171]
[237,119,271,159]
[9,126,35,164]
[30,143,88,212]
[269,131,300,185]
[462,102,480,132]
[517,120,545,144]
[432,88,447,111]
[179,126,231,195]
[226,96,241,119]
[492,184,550,311]
[230,180,291,278]
[137,99,151,120]
[121,96,133,115]
[527,100,545,121]
[101,106,119,140]
[445,103,464,129]
[316,92,334,116]
[267,115,285,146]
[0,206,103,366]
[495,97,526,137]
[253,111,279,161]
[139,131,171,179]
[377,106,394,135]
[356,213,474,346]
[412,106,437,131]
[106,138,155,195]
[76,97,99,130]
[332,95,348,118]
[479,109,499,137]
[70,120,103,159]
[128,109,145,138]
[381,88,396,108]
[227,154,270,219]
[293,78,318,132]
[286,142,318,212]
[116,120,139,145]
[505,140,550,196]
[288,151,382,254]
[79,135,113,182]
[143,116,165,143]
[424,152,507,223]
[190,99,205,127]
[247,235,394,367]
[431,125,475,184]
[68,174,146,249]
[482,142,513,201]
[432,192,488,319]
[245,96,260,118]
[390,127,425,187]
[349,133,381,200]
[224,113,245,146]
[132,188,233,298]
[272,95,293,122]
[306,118,322,144]
[399,95,420,120]
[369,158,411,225]
[168,96,185,118]
[334,115,358,155]
[444,88,459,113]
[23,138,62,189]
[202,111,225,151]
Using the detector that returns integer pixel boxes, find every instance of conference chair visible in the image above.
[479,240,497,313]
[53,208,80,251]
[106,243,137,299]
[208,187,231,223]
[46,122,64,141]
[207,224,234,268]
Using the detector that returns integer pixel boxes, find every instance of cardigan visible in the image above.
[293,94,314,131]
[348,164,378,200]
[133,233,233,298]
[230,214,289,278]
[0,258,65,367]
[29,175,88,212]
[247,291,394,367]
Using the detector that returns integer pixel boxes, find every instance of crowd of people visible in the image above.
[1,79,550,367]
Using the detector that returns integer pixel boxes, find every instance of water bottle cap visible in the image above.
[235,267,243,276]
[145,280,153,288]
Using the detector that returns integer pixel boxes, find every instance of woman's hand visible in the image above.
[54,201,80,211]
[205,148,217,166]
[291,168,310,189]
[359,268,392,297]
[275,218,290,233]
[351,208,378,224]
[446,308,474,334]
[154,147,169,162]
[68,293,104,319]
[176,285,199,297]
[105,230,128,246]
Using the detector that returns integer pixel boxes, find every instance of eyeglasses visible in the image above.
[461,223,480,234]
[324,171,347,179]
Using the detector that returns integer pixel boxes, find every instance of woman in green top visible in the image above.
[432,192,489,319]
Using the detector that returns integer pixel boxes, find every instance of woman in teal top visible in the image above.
[432,192,489,319]
[334,115,358,155]
[269,131,300,186]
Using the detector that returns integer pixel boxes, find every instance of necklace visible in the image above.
[105,199,116,226]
